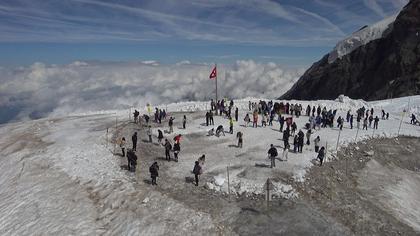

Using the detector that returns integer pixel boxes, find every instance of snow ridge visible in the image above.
[328,14,397,63]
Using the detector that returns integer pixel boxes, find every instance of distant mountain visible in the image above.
[281,0,420,101]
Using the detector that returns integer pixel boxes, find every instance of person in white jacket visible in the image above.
[282,143,289,161]
[147,126,152,143]
[314,136,320,153]
[261,113,267,127]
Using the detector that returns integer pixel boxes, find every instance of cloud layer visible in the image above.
[0,60,304,123]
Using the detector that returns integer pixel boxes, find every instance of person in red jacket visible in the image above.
[174,134,182,144]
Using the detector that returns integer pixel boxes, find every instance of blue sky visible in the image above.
[0,0,407,66]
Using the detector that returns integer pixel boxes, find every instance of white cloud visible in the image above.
[141,60,160,66]
[0,60,304,123]
[175,60,191,66]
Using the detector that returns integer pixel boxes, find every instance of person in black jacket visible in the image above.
[192,161,202,186]
[411,114,417,124]
[132,132,137,151]
[293,135,299,153]
[279,115,285,132]
[337,116,343,130]
[164,139,172,161]
[144,114,150,124]
[149,162,159,185]
[133,110,139,123]
[283,128,290,148]
[182,115,187,129]
[157,129,164,144]
[168,117,175,133]
[120,137,126,157]
[209,111,214,125]
[267,144,278,168]
[127,149,137,172]
[173,142,180,162]
[216,125,225,137]
[205,112,210,126]
[317,147,325,166]
[236,131,243,148]
[291,122,297,136]
[373,116,380,129]
[297,130,304,153]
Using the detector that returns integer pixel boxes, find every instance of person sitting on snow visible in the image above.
[216,125,225,137]
[208,128,215,136]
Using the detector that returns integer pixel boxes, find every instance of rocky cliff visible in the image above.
[280,0,420,101]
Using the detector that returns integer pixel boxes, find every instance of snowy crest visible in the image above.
[328,14,397,63]
[334,95,369,110]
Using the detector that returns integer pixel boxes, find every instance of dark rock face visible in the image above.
[281,0,420,101]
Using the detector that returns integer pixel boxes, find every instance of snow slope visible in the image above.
[359,159,420,232]
[328,14,397,63]
[1,95,420,234]
[148,95,420,198]
[0,115,217,235]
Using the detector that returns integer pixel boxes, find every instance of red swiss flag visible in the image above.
[209,66,217,79]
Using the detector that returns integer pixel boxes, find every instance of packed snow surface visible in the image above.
[1,95,420,234]
[328,14,397,63]
[359,160,420,231]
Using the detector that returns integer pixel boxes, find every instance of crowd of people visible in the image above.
[117,108,204,186]
[119,99,401,188]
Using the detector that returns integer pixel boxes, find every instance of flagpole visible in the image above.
[215,64,218,103]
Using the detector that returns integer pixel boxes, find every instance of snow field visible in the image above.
[359,159,420,231]
[148,95,420,199]
[0,113,222,235]
[1,95,419,235]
